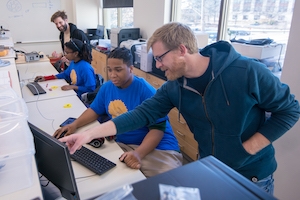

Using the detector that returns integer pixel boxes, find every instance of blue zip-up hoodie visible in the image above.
[112,41,300,181]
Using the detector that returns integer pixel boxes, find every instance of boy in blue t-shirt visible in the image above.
[54,47,182,177]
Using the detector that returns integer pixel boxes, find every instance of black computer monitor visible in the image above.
[29,122,80,200]
[95,25,105,39]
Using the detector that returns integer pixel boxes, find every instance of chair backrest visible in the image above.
[95,74,105,88]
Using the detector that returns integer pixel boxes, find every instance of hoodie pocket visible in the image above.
[214,134,252,169]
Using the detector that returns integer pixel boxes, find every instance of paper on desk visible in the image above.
[0,70,11,87]
[159,184,201,200]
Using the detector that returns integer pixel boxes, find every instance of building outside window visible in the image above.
[103,7,133,29]
[172,0,295,75]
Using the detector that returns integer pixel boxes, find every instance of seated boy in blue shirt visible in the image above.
[54,47,182,177]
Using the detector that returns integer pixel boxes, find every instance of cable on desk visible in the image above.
[40,180,50,187]
[23,82,56,131]
[75,174,98,180]
[39,174,50,187]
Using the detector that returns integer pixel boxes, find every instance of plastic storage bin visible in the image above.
[0,86,28,120]
[0,119,35,156]
[0,86,35,196]
[0,152,33,196]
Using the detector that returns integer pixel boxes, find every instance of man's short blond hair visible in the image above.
[147,22,198,54]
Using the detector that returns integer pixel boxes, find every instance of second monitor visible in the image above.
[95,25,105,39]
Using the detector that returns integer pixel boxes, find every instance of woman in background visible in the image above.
[35,38,96,98]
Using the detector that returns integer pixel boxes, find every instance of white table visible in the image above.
[17,61,61,80]
[0,60,43,199]
[20,79,77,103]
[26,95,146,199]
[0,58,21,97]
[17,62,76,103]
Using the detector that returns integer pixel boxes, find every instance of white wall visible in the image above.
[13,0,100,56]
[73,0,100,31]
[273,1,300,199]
[134,0,172,39]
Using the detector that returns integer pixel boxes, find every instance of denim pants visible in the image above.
[253,174,274,195]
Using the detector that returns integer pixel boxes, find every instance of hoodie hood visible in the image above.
[200,40,241,77]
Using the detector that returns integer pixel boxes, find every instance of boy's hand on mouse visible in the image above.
[119,151,141,169]
[34,76,45,82]
[53,124,76,139]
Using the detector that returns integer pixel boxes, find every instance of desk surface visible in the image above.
[20,79,77,103]
[17,61,76,103]
[131,156,276,200]
[17,61,60,80]
[26,95,146,199]
[0,58,22,97]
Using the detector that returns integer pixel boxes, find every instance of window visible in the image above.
[266,0,276,12]
[102,0,134,33]
[279,0,289,12]
[254,15,260,20]
[173,0,295,75]
[278,15,285,20]
[254,0,263,12]
[232,0,241,12]
[243,0,251,12]
[103,8,134,29]
[172,0,221,44]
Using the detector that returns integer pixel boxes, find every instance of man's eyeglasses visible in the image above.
[154,49,172,62]
[70,39,81,52]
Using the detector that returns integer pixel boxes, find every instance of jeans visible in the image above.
[253,174,274,195]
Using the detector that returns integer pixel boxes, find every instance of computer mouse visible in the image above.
[58,131,67,139]
[105,135,116,141]
[88,137,105,148]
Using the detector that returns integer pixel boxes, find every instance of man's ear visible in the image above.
[178,44,188,56]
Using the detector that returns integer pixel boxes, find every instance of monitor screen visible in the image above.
[95,25,105,39]
[29,122,80,200]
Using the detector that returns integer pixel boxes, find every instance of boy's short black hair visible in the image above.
[107,47,133,67]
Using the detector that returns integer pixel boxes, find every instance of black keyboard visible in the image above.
[71,146,116,175]
[26,82,46,95]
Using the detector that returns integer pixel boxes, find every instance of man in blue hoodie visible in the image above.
[61,22,300,194]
